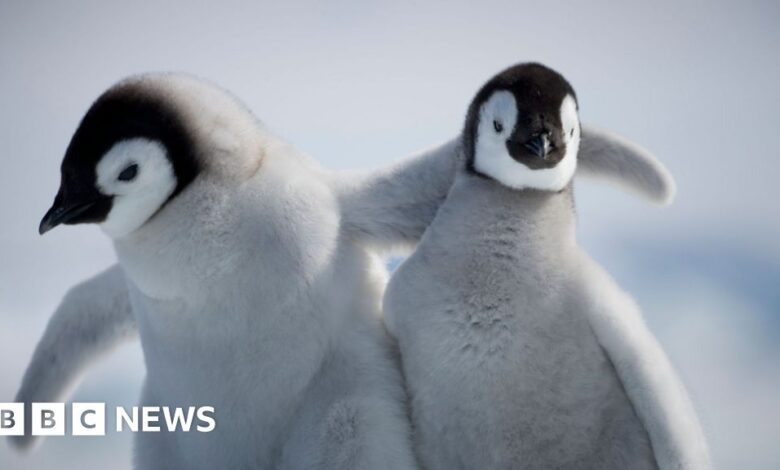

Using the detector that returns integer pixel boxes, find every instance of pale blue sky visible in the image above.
[1,1,778,468]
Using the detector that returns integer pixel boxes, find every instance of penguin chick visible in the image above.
[13,68,678,456]
[384,63,710,470]
[31,73,419,470]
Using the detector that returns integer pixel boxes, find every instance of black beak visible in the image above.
[523,133,551,159]
[39,195,100,235]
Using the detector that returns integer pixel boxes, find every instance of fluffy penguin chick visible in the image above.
[384,63,710,470]
[35,74,418,470]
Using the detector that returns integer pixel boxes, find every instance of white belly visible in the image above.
[386,255,656,470]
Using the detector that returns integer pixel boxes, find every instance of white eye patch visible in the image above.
[95,138,177,238]
[473,92,580,191]
[559,93,580,154]
[482,90,519,136]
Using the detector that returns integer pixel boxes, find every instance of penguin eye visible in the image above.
[493,120,504,133]
[117,163,139,182]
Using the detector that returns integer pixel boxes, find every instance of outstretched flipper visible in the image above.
[334,138,461,253]
[579,255,710,469]
[10,264,135,451]
[578,126,676,205]
[336,126,675,252]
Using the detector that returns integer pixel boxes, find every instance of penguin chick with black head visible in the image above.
[32,74,421,470]
[384,63,710,470]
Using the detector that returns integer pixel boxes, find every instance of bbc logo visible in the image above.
[0,403,105,436]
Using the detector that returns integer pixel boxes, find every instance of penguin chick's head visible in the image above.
[464,62,580,191]
[39,87,199,238]
[40,75,222,239]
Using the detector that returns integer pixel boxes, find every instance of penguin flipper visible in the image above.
[336,128,673,253]
[578,126,676,205]
[9,264,137,452]
[579,256,710,469]
[334,138,460,254]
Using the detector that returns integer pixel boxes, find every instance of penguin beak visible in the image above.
[39,192,103,235]
[522,133,551,159]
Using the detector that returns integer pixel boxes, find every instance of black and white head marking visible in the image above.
[464,63,580,191]
[39,83,200,238]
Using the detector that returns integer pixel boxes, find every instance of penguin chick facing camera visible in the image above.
[384,63,710,470]
[29,73,422,470]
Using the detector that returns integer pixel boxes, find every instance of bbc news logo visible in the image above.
[0,403,216,436]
